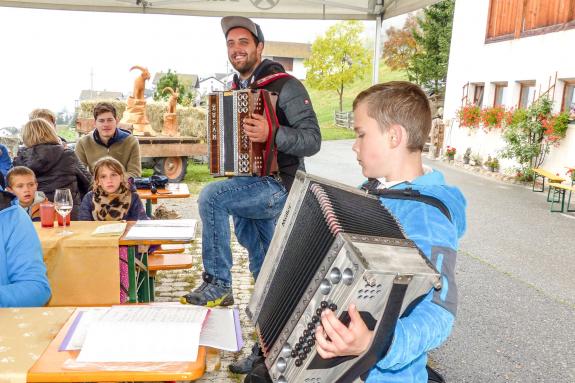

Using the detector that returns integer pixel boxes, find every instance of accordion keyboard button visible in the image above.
[329,303,338,311]
[295,359,302,367]
[291,349,298,358]
[276,357,287,373]
[303,346,311,353]
[320,301,328,309]
[307,323,315,330]
[312,315,320,323]
[316,308,322,316]
[307,338,315,346]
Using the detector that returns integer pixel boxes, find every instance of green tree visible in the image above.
[408,0,454,96]
[382,14,420,71]
[153,69,194,105]
[304,21,371,112]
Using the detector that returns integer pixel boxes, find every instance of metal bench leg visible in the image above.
[145,199,153,217]
[550,187,565,212]
[533,174,545,193]
[136,251,151,303]
[567,189,575,213]
[128,246,137,303]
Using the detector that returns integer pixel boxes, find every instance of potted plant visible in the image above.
[463,148,471,164]
[446,146,456,161]
[486,157,499,172]
[471,153,482,167]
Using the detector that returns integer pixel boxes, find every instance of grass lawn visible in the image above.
[306,65,407,141]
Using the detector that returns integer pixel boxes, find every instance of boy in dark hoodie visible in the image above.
[75,102,141,179]
[5,166,46,221]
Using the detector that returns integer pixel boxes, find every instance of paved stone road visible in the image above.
[152,197,254,383]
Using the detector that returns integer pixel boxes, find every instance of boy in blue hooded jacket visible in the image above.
[314,82,467,383]
[0,190,51,307]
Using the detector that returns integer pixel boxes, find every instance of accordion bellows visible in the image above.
[247,172,441,383]
[207,89,279,177]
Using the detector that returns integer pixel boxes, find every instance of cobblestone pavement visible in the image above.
[152,197,253,383]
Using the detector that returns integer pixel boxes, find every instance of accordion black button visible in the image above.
[316,308,323,316]
[295,359,302,367]
[312,315,320,323]
[291,349,298,358]
[303,330,310,337]
[308,322,315,330]
[303,346,311,353]
[320,301,328,309]
[299,336,305,343]
[307,339,315,346]
[295,343,302,351]
[329,303,337,311]
[299,352,306,360]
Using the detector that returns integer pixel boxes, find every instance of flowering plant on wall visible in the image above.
[457,104,481,129]
[481,106,507,130]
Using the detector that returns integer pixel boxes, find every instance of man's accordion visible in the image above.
[207,89,279,177]
[247,172,443,383]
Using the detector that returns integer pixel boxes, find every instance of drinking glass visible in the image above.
[54,188,73,236]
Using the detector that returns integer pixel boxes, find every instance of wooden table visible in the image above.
[0,307,75,383]
[119,221,196,303]
[137,183,190,216]
[27,309,207,382]
[34,222,121,306]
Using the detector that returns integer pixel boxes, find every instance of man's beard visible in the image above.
[231,55,258,77]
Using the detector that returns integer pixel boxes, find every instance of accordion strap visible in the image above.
[363,183,452,222]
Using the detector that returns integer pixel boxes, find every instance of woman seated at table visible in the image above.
[13,118,92,220]
[78,157,148,302]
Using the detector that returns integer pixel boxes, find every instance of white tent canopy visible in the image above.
[0,0,438,20]
[0,0,439,83]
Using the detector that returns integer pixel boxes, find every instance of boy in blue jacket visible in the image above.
[313,82,467,383]
[0,190,51,307]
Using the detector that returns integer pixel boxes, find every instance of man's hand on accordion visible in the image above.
[244,113,270,143]
[315,303,373,358]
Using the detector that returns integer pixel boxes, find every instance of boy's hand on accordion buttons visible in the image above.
[244,114,269,143]
[315,303,373,358]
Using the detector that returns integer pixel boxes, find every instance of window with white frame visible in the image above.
[561,81,575,116]
[518,81,536,109]
[493,83,507,106]
[473,84,484,106]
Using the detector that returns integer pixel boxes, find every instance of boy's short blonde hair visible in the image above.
[22,118,61,147]
[29,108,57,126]
[353,81,432,152]
[6,166,36,188]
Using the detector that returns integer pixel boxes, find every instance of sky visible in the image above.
[0,6,406,129]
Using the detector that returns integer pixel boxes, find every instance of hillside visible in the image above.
[304,65,408,140]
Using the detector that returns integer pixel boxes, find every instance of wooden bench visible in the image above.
[532,168,565,193]
[148,253,194,300]
[548,183,575,212]
[150,244,186,255]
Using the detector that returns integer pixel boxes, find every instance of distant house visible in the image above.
[262,41,311,80]
[152,72,200,94]
[199,76,226,96]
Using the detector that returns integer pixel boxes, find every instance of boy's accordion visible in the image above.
[207,89,279,177]
[247,172,442,383]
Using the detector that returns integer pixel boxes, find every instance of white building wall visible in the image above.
[292,59,307,80]
[444,0,575,175]
[199,78,225,96]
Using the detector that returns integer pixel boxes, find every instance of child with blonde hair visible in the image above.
[78,157,147,302]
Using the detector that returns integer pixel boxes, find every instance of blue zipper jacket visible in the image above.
[366,169,466,383]
[0,191,51,307]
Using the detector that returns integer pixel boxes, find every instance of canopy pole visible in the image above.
[372,14,382,84]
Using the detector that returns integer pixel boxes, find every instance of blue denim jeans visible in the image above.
[198,176,288,287]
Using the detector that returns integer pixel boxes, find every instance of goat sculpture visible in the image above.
[130,65,151,100]
[163,87,179,114]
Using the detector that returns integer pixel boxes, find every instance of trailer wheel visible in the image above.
[153,156,188,182]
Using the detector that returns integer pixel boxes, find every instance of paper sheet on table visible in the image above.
[60,308,109,351]
[91,222,127,236]
[200,307,243,351]
[124,224,196,241]
[76,306,208,362]
[135,219,197,228]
